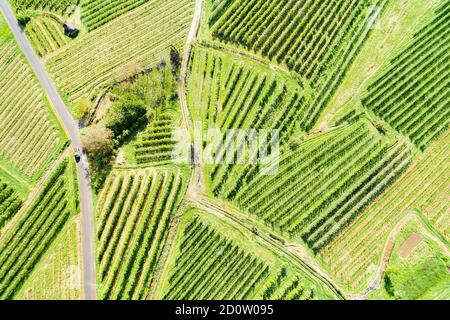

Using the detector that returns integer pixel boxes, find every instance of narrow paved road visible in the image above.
[0,0,97,300]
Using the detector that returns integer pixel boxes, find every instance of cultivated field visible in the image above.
[9,0,77,14]
[362,1,450,150]
[0,15,67,180]
[322,129,449,292]
[17,218,81,300]
[0,157,79,299]
[156,208,336,300]
[208,0,387,130]
[80,0,146,31]
[25,15,68,57]
[134,114,179,165]
[47,0,195,103]
[0,177,23,234]
[188,46,307,196]
[0,177,22,232]
[1,0,448,301]
[95,167,187,300]
[234,121,413,253]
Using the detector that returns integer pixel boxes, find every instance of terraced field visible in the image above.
[322,129,450,291]
[9,0,78,14]
[80,0,148,31]
[0,177,22,231]
[188,46,307,194]
[25,15,68,57]
[96,168,187,300]
[157,209,336,300]
[233,121,413,252]
[134,114,178,165]
[47,0,195,103]
[188,46,306,133]
[209,0,387,130]
[17,218,81,300]
[362,0,450,151]
[0,157,79,299]
[0,20,67,180]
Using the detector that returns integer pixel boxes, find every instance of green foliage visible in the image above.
[113,60,179,112]
[384,274,395,297]
[0,158,78,299]
[0,179,22,230]
[73,97,91,120]
[362,2,450,150]
[96,169,185,300]
[384,254,450,300]
[16,12,30,26]
[104,93,147,140]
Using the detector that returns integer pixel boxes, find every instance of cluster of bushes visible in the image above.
[81,54,180,189]
[0,181,22,229]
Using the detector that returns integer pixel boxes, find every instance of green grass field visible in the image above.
[368,220,449,300]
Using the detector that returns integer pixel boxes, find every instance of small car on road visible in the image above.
[74,148,81,163]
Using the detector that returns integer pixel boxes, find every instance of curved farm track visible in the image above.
[352,213,450,300]
[169,0,345,301]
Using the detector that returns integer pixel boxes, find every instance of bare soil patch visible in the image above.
[399,233,422,258]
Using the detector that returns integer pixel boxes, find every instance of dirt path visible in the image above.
[179,0,203,131]
[351,213,450,300]
[147,0,205,299]
[192,196,346,299]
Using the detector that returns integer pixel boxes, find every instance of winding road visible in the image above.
[0,0,97,300]
[179,0,202,131]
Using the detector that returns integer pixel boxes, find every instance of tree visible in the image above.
[104,93,147,138]
[16,12,30,27]
[81,125,114,160]
[170,47,181,75]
